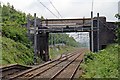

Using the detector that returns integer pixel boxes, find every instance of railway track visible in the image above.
[0,64,31,79]
[1,49,86,80]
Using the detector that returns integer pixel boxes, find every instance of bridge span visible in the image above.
[27,13,117,61]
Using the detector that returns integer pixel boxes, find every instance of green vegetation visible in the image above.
[81,44,118,78]
[1,3,80,65]
[2,37,33,65]
[2,26,32,48]
[115,13,120,79]
[115,14,120,44]
[1,3,34,65]
[1,3,26,26]
[0,3,34,65]
[49,33,80,47]
[115,14,120,42]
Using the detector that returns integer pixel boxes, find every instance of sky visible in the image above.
[0,0,120,22]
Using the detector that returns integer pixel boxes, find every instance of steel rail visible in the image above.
[69,59,83,80]
[50,53,82,80]
[10,52,77,80]
[27,52,77,79]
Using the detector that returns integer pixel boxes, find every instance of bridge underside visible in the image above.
[38,26,97,33]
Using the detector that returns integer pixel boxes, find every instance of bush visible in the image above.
[2,26,32,48]
[82,44,118,78]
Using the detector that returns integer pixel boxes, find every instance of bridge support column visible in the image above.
[37,32,49,61]
[90,13,100,52]
[89,31,98,52]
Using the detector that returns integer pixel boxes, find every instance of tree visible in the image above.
[115,14,120,20]
[115,14,120,44]
[41,16,44,20]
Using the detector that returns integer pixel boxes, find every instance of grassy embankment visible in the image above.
[81,44,119,78]
[1,37,34,66]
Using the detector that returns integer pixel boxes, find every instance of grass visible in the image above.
[81,44,119,78]
[1,37,34,66]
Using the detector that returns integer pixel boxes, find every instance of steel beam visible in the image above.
[91,11,94,52]
[97,13,100,52]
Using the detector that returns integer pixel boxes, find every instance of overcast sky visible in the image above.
[1,0,119,21]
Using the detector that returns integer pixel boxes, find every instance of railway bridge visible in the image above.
[27,13,117,62]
